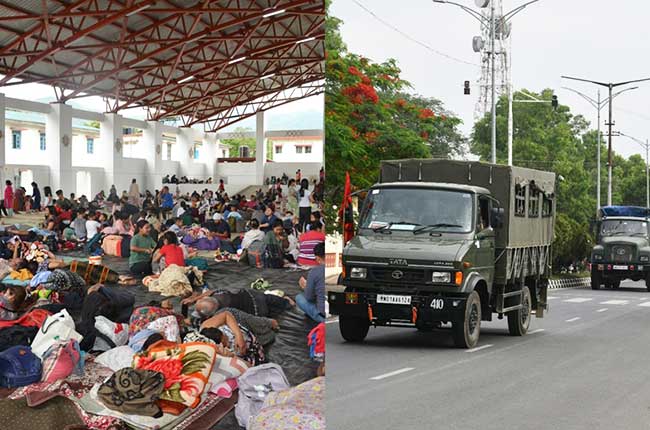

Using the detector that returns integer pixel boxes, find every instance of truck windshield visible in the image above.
[359,187,473,233]
[600,219,648,237]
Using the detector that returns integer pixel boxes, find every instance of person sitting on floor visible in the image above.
[0,285,26,320]
[153,231,185,271]
[264,219,291,267]
[129,220,156,276]
[297,222,326,266]
[241,219,265,250]
[296,242,326,323]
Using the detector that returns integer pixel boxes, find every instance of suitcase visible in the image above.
[101,235,123,257]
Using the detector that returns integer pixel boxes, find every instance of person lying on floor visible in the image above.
[186,308,274,365]
[0,285,27,320]
[184,288,295,319]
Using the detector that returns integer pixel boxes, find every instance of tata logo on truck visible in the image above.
[389,258,408,266]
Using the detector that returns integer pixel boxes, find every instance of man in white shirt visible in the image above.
[241,219,266,250]
[85,211,101,241]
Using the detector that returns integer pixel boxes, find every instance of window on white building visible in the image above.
[304,146,312,154]
[86,137,94,154]
[39,132,46,151]
[194,147,199,159]
[296,146,303,154]
[275,145,282,154]
[11,130,21,149]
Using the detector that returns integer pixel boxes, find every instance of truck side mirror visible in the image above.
[490,207,504,229]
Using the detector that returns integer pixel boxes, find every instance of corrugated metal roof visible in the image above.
[0,0,324,131]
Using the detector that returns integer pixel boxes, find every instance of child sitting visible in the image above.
[0,285,26,320]
[153,231,186,270]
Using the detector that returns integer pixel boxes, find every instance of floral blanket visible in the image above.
[133,340,217,410]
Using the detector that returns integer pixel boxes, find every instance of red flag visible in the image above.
[339,172,355,245]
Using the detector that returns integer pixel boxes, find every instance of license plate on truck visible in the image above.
[613,265,628,270]
[376,294,412,305]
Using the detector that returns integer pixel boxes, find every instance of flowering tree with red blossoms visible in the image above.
[324,12,465,224]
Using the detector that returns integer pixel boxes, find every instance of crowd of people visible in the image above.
[0,170,326,429]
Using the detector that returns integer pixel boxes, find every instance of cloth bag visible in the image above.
[40,339,82,383]
[98,367,165,417]
[235,363,290,428]
[30,309,83,359]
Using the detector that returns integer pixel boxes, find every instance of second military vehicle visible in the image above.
[590,206,650,291]
[329,159,556,348]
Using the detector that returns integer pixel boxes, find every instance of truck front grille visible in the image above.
[611,245,634,263]
[370,267,428,283]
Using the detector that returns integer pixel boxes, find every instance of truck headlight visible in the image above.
[640,255,649,263]
[350,267,367,279]
[593,254,603,261]
[432,272,451,283]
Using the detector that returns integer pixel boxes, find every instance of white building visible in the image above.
[269,130,323,163]
[0,96,322,198]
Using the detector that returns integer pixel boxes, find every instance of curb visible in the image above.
[549,278,590,289]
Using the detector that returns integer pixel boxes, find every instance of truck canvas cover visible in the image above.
[380,159,556,283]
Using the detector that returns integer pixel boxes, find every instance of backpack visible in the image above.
[0,345,42,388]
[247,240,266,268]
[235,363,290,428]
[0,326,38,353]
[264,243,284,269]
[120,234,132,258]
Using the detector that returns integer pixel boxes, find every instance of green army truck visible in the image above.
[590,206,650,291]
[329,159,556,348]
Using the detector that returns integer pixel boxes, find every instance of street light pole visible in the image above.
[562,86,638,213]
[561,75,650,205]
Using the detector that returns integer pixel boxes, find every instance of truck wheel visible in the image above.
[339,316,370,343]
[452,291,481,349]
[591,271,602,290]
[507,286,531,336]
[646,276,650,292]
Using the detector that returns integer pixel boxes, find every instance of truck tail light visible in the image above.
[454,272,463,286]
[345,292,359,304]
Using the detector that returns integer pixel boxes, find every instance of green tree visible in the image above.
[325,11,465,224]
[221,126,256,157]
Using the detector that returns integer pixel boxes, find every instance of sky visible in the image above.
[330,0,650,160]
[0,80,323,132]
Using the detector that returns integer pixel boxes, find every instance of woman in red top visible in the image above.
[153,231,186,269]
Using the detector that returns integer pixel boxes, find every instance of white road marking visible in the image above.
[547,296,559,300]
[565,317,581,322]
[596,308,608,313]
[564,298,593,303]
[529,328,545,334]
[326,318,339,324]
[639,302,650,307]
[369,367,415,380]
[600,300,629,305]
[466,344,494,353]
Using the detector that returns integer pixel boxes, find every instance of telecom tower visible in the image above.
[473,0,512,121]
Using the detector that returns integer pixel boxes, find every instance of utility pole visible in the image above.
[489,0,496,164]
[562,75,650,205]
[433,0,539,165]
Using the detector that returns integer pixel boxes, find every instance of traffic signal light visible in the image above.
[464,81,470,95]
[551,95,558,109]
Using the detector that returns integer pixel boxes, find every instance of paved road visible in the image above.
[326,281,650,430]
